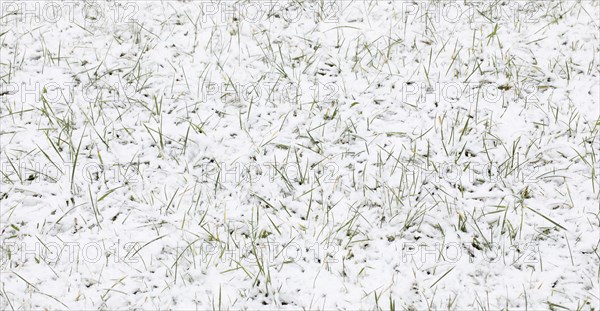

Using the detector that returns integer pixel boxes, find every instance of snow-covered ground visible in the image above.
[1,1,599,309]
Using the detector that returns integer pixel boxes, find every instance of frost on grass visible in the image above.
[0,1,599,310]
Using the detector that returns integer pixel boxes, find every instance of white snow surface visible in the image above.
[1,1,599,310]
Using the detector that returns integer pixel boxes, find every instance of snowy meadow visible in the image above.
[0,0,599,309]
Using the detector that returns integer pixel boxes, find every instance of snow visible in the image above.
[1,0,599,309]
